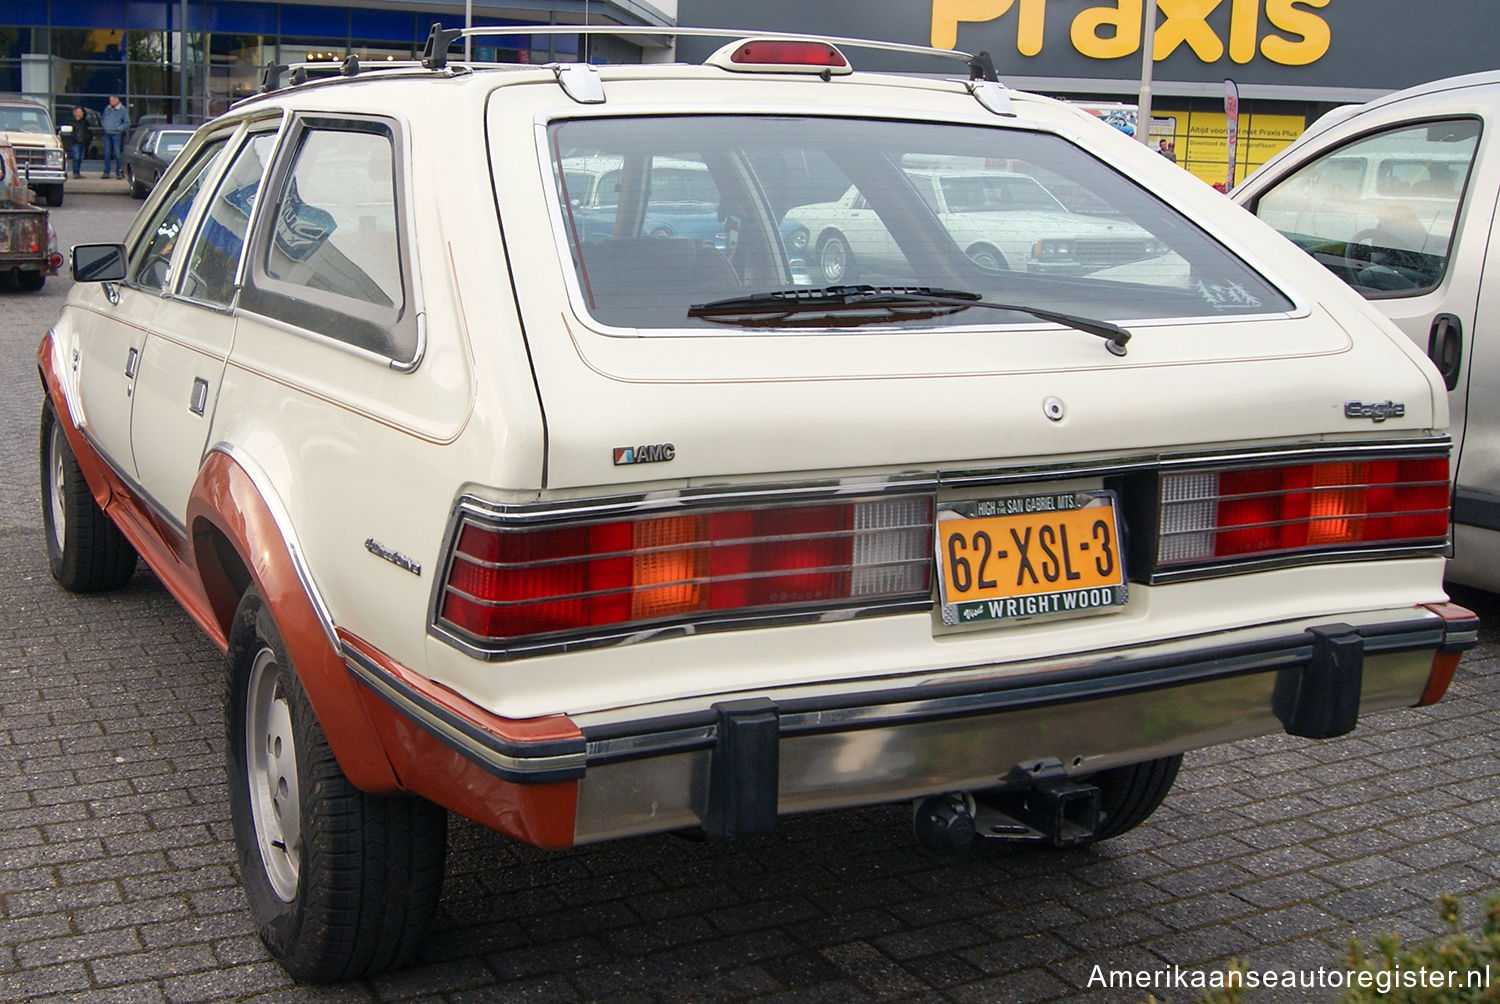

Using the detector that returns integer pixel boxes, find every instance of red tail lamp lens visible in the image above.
[1159,457,1449,565]
[439,496,932,643]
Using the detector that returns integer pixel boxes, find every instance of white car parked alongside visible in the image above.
[1234,71,1500,593]
[37,25,1475,983]
[787,165,1171,283]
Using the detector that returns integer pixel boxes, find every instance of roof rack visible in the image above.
[424,23,1001,82]
[253,23,1013,115]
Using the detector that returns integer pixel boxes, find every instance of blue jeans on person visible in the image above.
[70,143,85,177]
[103,132,123,177]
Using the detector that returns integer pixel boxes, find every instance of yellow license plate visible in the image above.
[936,490,1127,627]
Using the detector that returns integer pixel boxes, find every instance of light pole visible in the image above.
[465,0,472,62]
[1136,0,1158,146]
[179,0,189,122]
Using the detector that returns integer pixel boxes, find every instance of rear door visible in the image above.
[130,127,278,522]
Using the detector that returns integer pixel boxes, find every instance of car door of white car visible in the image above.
[130,129,276,522]
[1241,103,1500,590]
[73,139,229,480]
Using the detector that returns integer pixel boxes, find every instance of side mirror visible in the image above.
[72,243,128,282]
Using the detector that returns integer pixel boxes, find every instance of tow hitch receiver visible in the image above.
[914,777,1101,852]
[976,779,1101,848]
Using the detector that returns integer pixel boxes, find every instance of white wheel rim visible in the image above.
[245,647,302,902]
[821,241,846,282]
[48,424,67,553]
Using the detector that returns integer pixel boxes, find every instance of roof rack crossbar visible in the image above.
[428,24,990,75]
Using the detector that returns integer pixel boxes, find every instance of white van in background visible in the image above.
[1234,71,1500,593]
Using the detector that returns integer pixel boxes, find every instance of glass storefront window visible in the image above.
[0,4,631,138]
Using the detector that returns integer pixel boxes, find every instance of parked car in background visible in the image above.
[560,153,728,243]
[786,163,1173,283]
[0,136,62,290]
[1234,70,1500,593]
[40,25,1475,983]
[124,123,195,198]
[0,96,66,206]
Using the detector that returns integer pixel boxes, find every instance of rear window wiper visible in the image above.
[688,285,1131,355]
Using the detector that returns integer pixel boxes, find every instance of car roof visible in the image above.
[1299,70,1500,146]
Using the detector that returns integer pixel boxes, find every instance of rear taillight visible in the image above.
[439,496,933,644]
[1157,457,1449,566]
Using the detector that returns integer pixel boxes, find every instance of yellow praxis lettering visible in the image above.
[1156,0,1224,62]
[1261,0,1330,65]
[930,0,1331,66]
[1071,0,1141,60]
[1228,0,1260,62]
[931,0,1048,54]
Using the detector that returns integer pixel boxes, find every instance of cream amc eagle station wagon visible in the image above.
[37,25,1477,981]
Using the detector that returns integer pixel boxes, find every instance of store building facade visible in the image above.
[1,0,673,131]
[675,0,1500,186]
[3,1,1495,185]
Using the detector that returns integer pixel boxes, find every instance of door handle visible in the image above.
[124,347,139,379]
[1427,313,1463,392]
[189,377,210,416]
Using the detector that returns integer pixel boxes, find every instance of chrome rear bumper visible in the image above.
[343,603,1475,848]
[570,604,1475,844]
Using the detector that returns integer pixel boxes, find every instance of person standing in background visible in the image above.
[100,94,128,179]
[67,106,91,179]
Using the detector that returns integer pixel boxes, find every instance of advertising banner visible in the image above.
[1224,77,1240,190]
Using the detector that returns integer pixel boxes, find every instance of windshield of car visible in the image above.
[0,105,56,135]
[546,115,1291,331]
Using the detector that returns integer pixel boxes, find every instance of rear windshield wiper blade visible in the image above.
[688,284,1131,355]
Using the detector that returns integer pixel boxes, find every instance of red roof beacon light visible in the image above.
[707,38,853,75]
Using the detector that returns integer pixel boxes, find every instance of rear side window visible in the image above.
[1252,118,1481,297]
[240,116,416,362]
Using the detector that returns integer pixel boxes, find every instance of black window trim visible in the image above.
[239,112,420,367]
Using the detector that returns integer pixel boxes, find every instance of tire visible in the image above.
[18,270,45,292]
[225,589,448,982]
[128,167,147,200]
[1086,754,1182,842]
[44,184,64,207]
[817,232,854,284]
[40,405,138,592]
[965,244,1009,272]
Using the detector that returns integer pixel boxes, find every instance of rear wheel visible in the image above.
[965,243,1009,272]
[1086,754,1182,842]
[225,589,448,982]
[18,270,45,292]
[40,404,138,592]
[817,232,854,284]
[43,184,64,207]
[127,167,147,199]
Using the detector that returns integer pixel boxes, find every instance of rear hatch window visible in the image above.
[546,115,1292,331]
